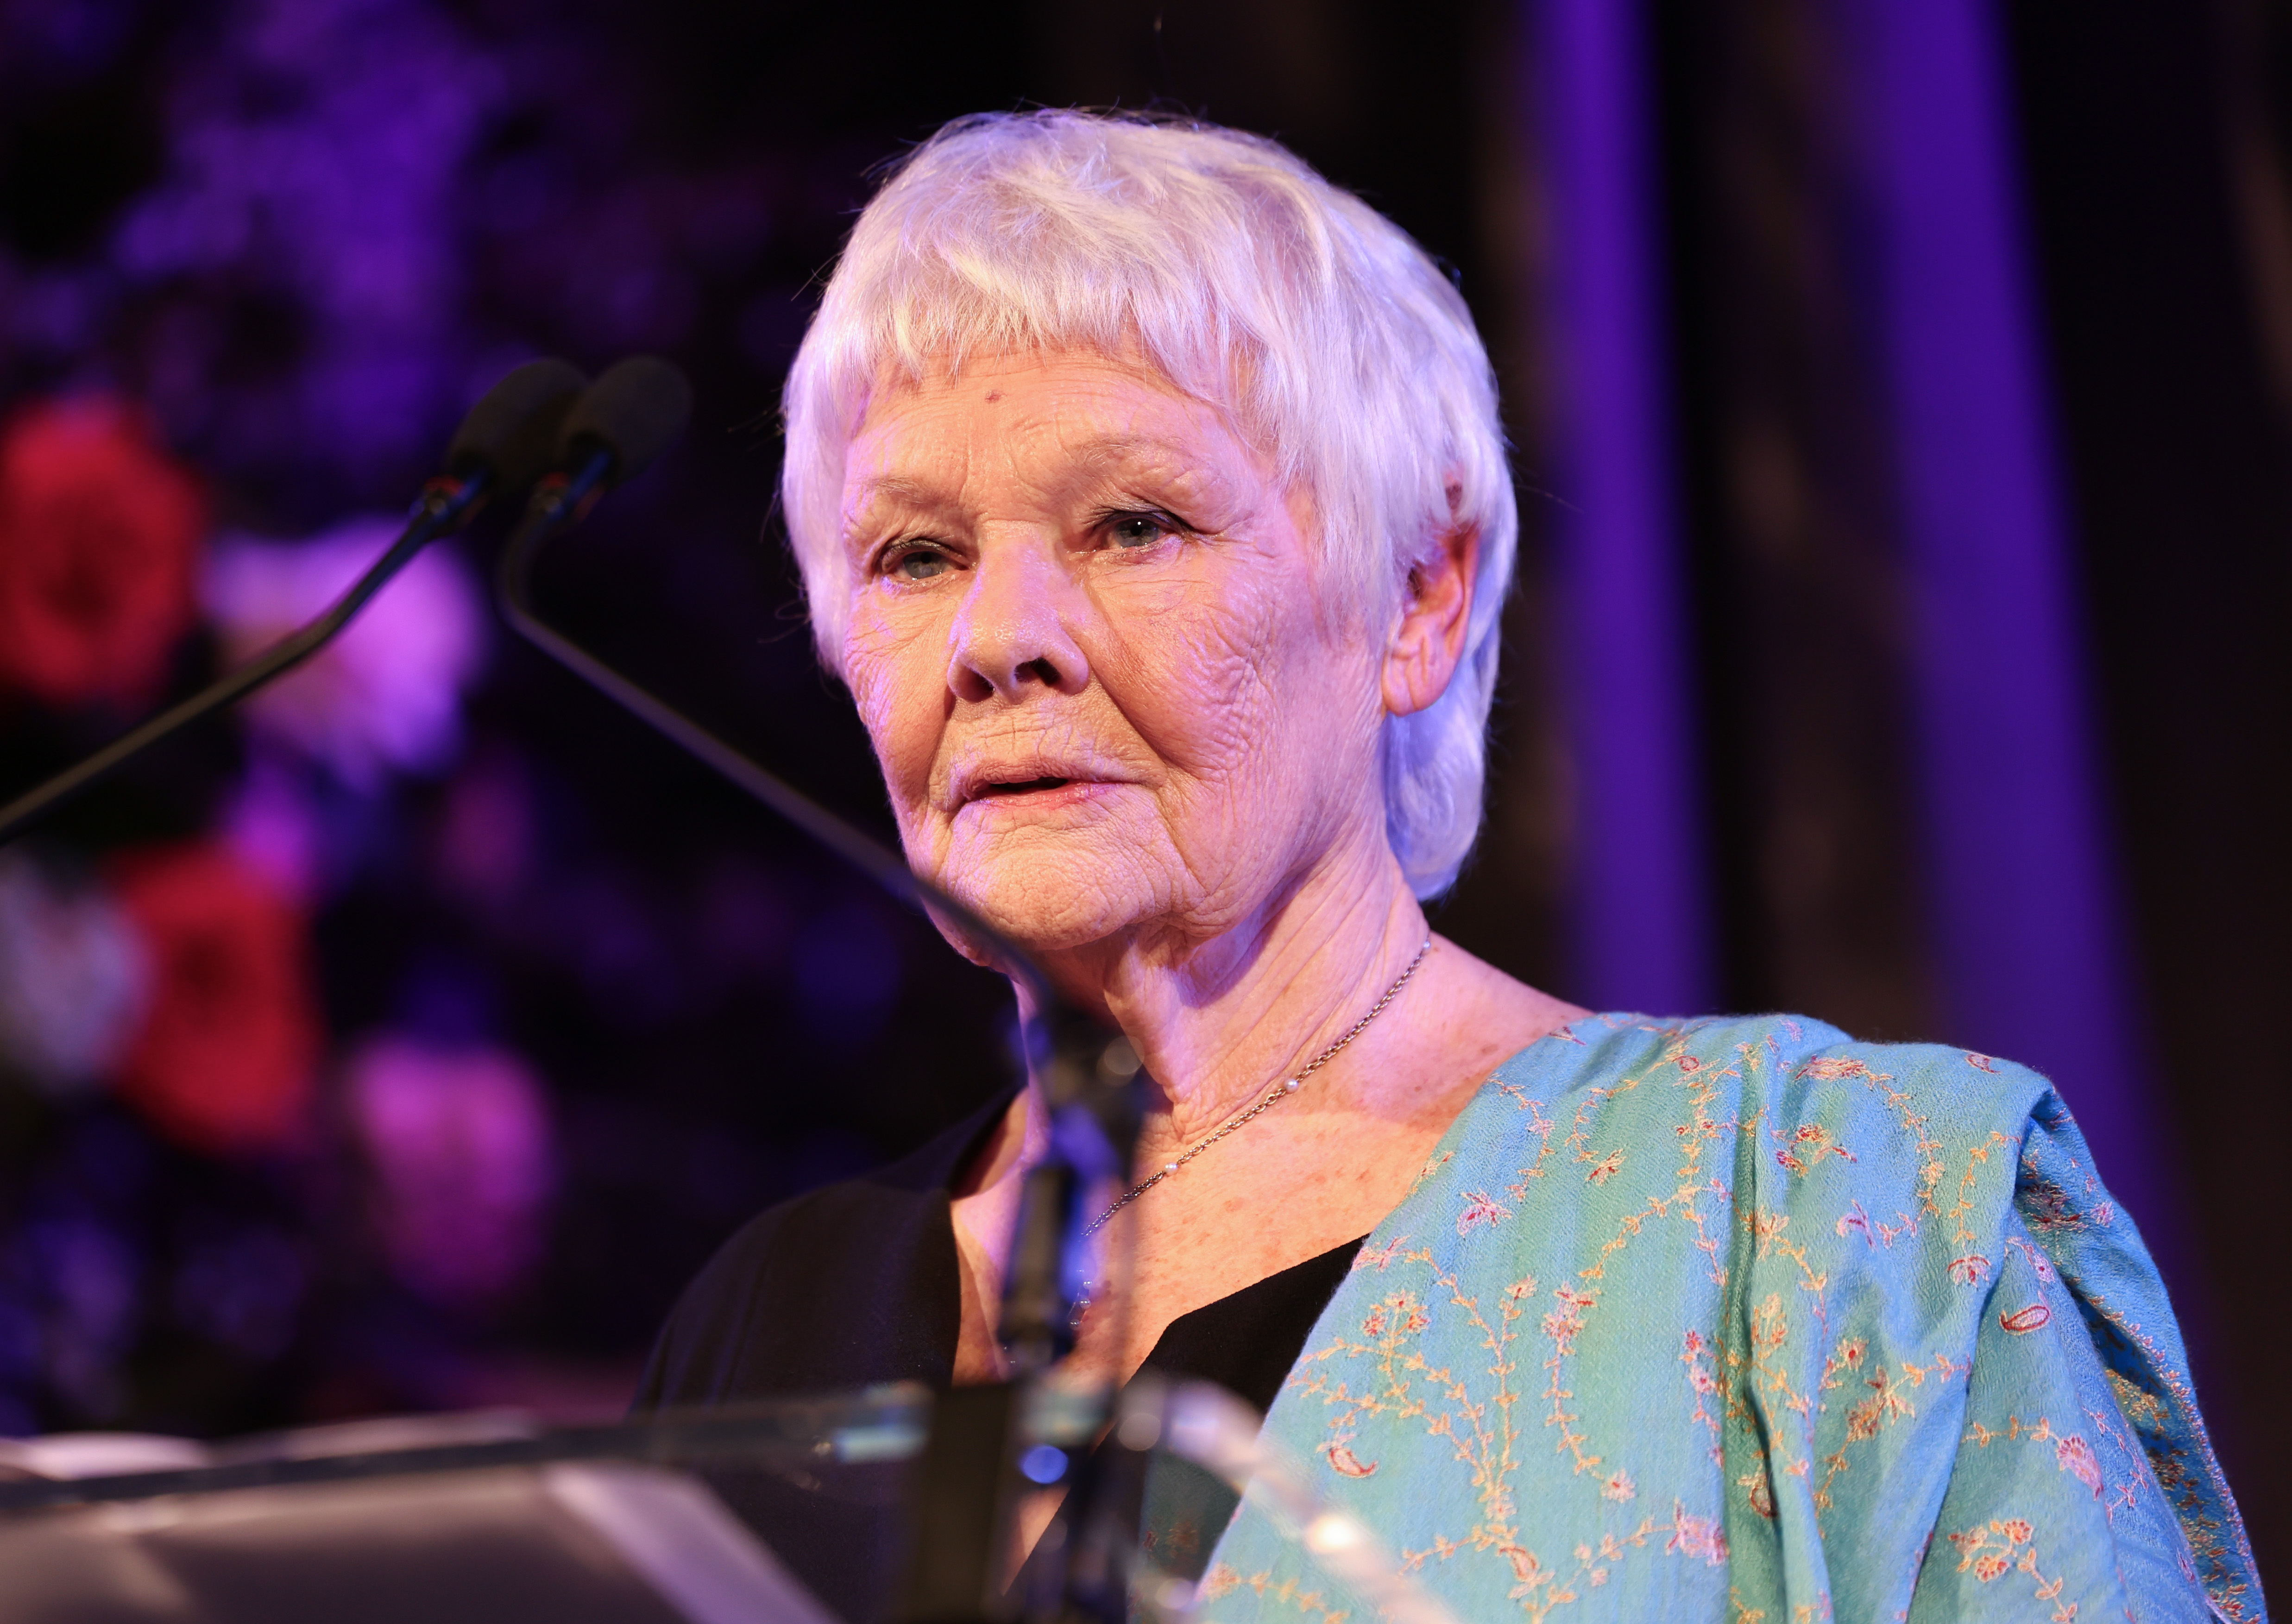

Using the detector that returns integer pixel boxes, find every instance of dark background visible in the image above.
[0,0,2283,1599]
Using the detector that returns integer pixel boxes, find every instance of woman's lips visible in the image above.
[958,776,1114,814]
[976,775,1071,797]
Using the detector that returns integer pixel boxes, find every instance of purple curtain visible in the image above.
[1532,0,2174,1254]
[1532,0,1717,1018]
[1847,0,2172,1241]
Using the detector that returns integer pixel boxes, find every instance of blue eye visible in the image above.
[888,548,951,580]
[1107,514,1167,549]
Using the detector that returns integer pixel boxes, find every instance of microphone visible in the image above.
[489,357,1148,1618]
[0,358,588,847]
[491,360,1133,1341]
[496,358,1014,975]
[445,356,592,493]
[507,354,693,547]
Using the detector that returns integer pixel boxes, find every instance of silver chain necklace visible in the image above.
[1081,938,1433,1240]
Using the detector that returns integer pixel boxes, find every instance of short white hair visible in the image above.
[780,110,1516,897]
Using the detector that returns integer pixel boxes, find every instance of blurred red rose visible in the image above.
[107,842,321,1155]
[0,397,207,707]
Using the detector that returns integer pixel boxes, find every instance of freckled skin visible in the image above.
[835,351,1585,1411]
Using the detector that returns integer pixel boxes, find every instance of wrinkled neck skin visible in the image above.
[1007,799,1429,1152]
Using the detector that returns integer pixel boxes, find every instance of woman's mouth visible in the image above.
[957,773,1117,815]
[976,776,1072,797]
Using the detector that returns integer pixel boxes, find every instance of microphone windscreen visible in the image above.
[446,359,588,490]
[559,356,693,487]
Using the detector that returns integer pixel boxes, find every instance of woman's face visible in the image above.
[837,349,1393,961]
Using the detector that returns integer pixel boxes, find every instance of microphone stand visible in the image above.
[495,485,1146,1624]
[0,475,491,848]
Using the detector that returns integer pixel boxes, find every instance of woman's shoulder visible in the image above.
[1522,1007,2046,1083]
[1461,1010,2082,1270]
[1461,1011,2180,1372]
[1499,1009,2058,1141]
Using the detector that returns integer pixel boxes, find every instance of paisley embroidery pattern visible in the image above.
[1189,1015,2262,1622]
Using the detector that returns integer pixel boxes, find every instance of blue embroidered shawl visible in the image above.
[1188,1013,2261,1622]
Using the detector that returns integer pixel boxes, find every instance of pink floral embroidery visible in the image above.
[1361,1292,1431,1338]
[1542,1287,1594,1354]
[1666,1502,1727,1565]
[1457,1190,1513,1235]
[1353,1234,1410,1272]
[2004,1234,2057,1281]
[1498,1544,1548,1596]
[1949,1253,1991,1286]
[1683,1331,1720,1394]
[2056,1433,2103,1496]
[1999,1303,2051,1335]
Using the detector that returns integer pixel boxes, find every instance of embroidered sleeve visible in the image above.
[1910,1221,2225,1621]
[1970,1094,2261,1621]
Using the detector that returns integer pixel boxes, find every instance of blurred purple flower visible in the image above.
[220,753,327,904]
[346,1037,556,1308]
[431,749,537,914]
[4,268,111,357]
[110,0,502,475]
[20,1218,141,1418]
[0,854,150,1094]
[205,515,485,788]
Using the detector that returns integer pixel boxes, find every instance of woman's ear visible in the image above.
[1382,520,1480,718]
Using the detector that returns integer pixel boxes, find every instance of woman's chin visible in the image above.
[932,849,1159,959]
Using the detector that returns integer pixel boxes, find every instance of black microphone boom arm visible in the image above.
[493,405,1151,1624]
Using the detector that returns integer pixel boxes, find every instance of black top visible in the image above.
[634,1088,1361,1621]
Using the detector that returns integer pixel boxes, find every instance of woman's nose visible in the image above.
[945,538,1091,703]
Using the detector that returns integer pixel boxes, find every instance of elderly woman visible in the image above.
[639,112,2257,1622]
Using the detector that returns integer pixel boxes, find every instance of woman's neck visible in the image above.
[1020,831,1431,1146]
